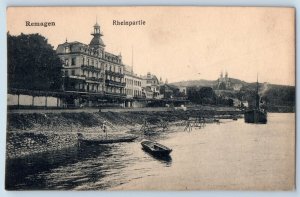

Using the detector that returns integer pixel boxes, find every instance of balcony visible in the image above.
[85,77,104,83]
[81,65,101,72]
[68,75,86,80]
[105,79,126,87]
[105,91,126,98]
[133,95,146,99]
[65,87,87,93]
[105,70,124,78]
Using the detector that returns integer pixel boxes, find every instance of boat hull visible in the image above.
[78,136,138,145]
[141,141,172,156]
[244,109,267,124]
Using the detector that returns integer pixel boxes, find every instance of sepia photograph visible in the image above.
[5,6,295,190]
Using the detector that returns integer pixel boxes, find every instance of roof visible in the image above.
[141,73,159,81]
[89,35,105,48]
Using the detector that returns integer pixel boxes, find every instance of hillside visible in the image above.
[170,78,249,88]
[171,78,295,112]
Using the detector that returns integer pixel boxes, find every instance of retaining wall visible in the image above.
[6,131,78,159]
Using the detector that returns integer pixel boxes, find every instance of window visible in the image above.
[65,46,70,53]
[71,70,75,75]
[71,57,76,66]
[65,59,69,66]
[64,70,68,76]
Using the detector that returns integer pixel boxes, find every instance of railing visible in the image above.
[85,77,104,82]
[65,87,86,92]
[105,79,126,87]
[105,70,124,78]
[86,77,96,81]
[68,75,86,80]
[133,95,146,99]
[105,92,126,98]
[81,65,101,72]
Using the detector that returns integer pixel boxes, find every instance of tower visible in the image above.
[89,21,106,49]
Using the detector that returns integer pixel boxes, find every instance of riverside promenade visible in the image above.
[8,106,241,114]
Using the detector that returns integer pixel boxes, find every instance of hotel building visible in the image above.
[56,22,126,106]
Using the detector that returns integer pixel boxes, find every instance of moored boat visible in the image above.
[244,75,267,124]
[141,140,172,156]
[244,109,267,124]
[77,133,138,145]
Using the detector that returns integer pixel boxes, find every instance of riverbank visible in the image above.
[6,107,242,159]
[6,113,295,190]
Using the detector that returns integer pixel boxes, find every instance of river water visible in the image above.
[6,113,295,190]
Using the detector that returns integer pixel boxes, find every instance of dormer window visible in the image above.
[65,46,70,53]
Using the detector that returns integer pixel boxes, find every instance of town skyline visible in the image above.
[7,7,295,86]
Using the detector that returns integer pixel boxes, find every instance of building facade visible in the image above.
[56,22,126,106]
[124,65,142,99]
[141,72,161,99]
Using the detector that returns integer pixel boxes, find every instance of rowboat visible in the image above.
[77,133,138,145]
[141,140,172,156]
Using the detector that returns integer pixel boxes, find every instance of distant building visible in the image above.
[179,86,187,96]
[216,71,232,90]
[232,83,243,91]
[141,72,161,99]
[142,86,154,99]
[56,22,126,106]
[124,65,142,99]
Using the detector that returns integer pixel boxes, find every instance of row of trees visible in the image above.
[187,84,295,109]
[8,33,63,91]
[187,87,234,106]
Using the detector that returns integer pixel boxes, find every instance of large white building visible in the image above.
[124,66,142,99]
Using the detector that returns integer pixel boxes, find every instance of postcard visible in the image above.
[6,6,295,190]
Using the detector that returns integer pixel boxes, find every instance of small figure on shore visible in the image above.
[102,121,107,139]
[184,119,192,132]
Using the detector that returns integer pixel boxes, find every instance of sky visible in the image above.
[7,7,295,86]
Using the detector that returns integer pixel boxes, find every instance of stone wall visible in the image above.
[6,131,78,159]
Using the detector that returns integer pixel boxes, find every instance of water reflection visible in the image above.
[141,150,172,166]
[6,144,114,190]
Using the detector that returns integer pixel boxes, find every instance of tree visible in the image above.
[187,86,216,105]
[7,33,63,91]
